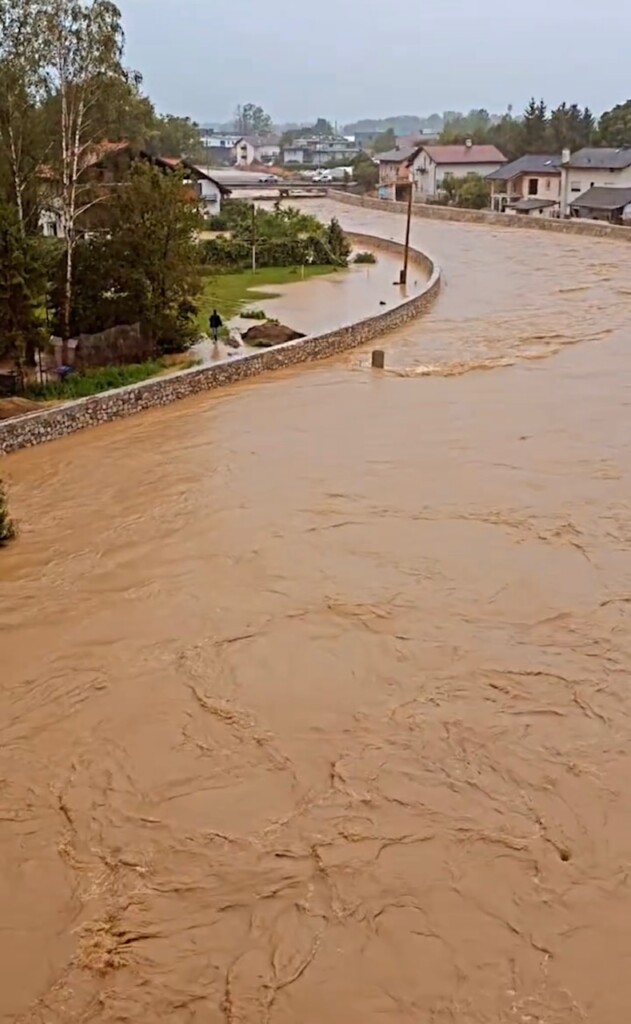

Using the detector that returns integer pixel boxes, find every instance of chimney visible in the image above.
[465,138,473,148]
[561,147,570,166]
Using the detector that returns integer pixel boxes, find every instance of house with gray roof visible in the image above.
[487,154,562,216]
[563,147,631,210]
[569,185,631,224]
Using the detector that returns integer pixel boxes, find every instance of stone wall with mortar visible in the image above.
[331,190,631,242]
[1,233,440,454]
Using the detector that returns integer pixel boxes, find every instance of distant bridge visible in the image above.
[221,180,335,193]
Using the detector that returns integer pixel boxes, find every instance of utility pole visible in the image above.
[251,202,257,273]
[399,180,413,286]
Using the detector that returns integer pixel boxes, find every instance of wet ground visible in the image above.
[194,243,423,363]
[2,201,631,1023]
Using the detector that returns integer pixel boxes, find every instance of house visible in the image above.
[153,157,231,216]
[487,154,562,216]
[569,186,631,224]
[233,136,281,166]
[282,137,359,166]
[38,144,231,237]
[413,143,507,200]
[376,143,421,200]
[561,148,631,214]
[198,128,241,165]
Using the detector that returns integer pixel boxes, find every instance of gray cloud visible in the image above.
[120,0,631,123]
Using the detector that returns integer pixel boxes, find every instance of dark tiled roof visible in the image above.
[569,148,631,169]
[511,197,558,211]
[570,186,631,210]
[487,154,562,181]
[376,144,421,163]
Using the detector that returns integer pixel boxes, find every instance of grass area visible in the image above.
[196,265,338,331]
[24,356,195,401]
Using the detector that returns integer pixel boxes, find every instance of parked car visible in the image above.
[258,173,279,183]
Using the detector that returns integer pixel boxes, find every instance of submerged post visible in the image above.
[399,180,413,286]
[371,349,385,369]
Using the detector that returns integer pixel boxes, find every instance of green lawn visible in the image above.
[196,265,338,331]
[24,356,195,401]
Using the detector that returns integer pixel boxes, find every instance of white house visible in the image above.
[189,166,232,216]
[233,136,281,167]
[198,129,241,164]
[282,137,359,166]
[487,154,562,216]
[560,148,631,215]
[413,143,507,200]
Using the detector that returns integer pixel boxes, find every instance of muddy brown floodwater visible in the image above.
[2,201,631,1023]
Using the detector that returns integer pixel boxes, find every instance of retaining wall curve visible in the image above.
[1,232,440,454]
[331,190,631,241]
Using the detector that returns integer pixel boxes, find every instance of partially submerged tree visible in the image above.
[0,480,17,546]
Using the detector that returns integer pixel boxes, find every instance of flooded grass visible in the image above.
[195,265,338,329]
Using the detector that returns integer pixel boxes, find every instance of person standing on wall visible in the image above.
[209,309,223,342]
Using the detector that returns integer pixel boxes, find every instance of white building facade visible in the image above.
[234,137,281,166]
[412,144,507,200]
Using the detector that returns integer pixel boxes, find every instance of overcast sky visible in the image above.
[119,0,630,125]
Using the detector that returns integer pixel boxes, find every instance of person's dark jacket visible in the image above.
[209,312,223,330]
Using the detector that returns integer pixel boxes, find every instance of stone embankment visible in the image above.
[331,190,631,241]
[0,232,440,454]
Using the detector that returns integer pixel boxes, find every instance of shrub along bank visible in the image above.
[202,201,351,271]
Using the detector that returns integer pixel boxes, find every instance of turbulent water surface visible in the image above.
[2,202,631,1023]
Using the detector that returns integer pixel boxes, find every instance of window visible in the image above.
[570,181,581,192]
[528,177,538,196]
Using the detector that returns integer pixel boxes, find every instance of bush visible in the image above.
[240,308,267,319]
[0,481,16,546]
[24,360,167,400]
[353,251,377,264]
[200,234,344,270]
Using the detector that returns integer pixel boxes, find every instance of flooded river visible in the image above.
[2,201,631,1023]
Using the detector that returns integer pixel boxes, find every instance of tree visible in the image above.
[352,151,378,193]
[312,117,333,137]
[0,0,49,228]
[233,103,273,137]
[44,0,128,343]
[373,128,396,153]
[325,216,351,264]
[0,196,45,365]
[0,479,16,546]
[148,114,203,159]
[522,97,548,152]
[453,173,490,209]
[598,100,631,147]
[106,162,204,350]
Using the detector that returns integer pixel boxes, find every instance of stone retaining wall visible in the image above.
[1,233,440,454]
[331,190,631,242]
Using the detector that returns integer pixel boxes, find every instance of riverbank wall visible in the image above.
[0,233,440,454]
[331,190,631,241]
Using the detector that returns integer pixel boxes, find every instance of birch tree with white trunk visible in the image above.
[44,0,127,342]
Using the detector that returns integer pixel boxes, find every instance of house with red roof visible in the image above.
[412,142,506,200]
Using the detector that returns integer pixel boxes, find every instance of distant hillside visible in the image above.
[344,114,444,134]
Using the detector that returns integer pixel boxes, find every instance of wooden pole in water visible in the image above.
[400,181,413,286]
[372,349,385,369]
